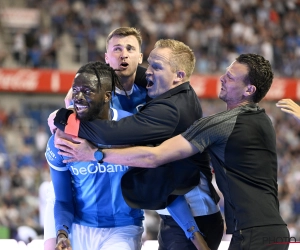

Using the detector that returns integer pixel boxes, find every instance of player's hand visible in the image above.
[55,237,72,250]
[55,131,97,162]
[276,99,300,121]
[64,88,73,108]
[48,109,59,134]
[191,232,211,250]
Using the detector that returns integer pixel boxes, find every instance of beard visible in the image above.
[75,105,102,121]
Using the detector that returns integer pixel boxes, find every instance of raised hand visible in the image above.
[276,99,300,121]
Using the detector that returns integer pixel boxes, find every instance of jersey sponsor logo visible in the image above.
[136,104,144,112]
[70,163,129,175]
[45,144,57,161]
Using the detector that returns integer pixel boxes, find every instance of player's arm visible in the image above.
[49,167,74,233]
[167,196,210,250]
[45,136,74,242]
[53,100,179,145]
[64,88,73,108]
[58,134,198,165]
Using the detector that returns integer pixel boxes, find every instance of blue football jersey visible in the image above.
[45,108,144,232]
[111,84,147,114]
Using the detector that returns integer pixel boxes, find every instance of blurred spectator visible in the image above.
[12,30,27,66]
[38,179,50,227]
[34,126,49,164]
[15,225,37,244]
[1,0,299,76]
[0,108,8,126]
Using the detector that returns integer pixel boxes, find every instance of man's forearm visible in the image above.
[103,146,160,168]
[103,135,199,168]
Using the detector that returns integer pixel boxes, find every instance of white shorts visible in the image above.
[71,223,144,250]
[44,182,143,249]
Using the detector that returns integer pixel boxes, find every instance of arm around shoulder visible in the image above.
[103,135,198,168]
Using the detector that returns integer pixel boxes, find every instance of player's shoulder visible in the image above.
[132,83,147,94]
[46,134,55,150]
[110,108,132,121]
[45,134,65,167]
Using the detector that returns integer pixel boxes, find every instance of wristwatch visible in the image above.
[94,148,104,163]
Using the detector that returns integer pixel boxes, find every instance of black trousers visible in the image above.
[158,211,224,250]
[229,224,290,250]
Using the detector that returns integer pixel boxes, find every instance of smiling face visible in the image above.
[105,35,143,82]
[145,47,179,99]
[219,60,252,109]
[72,73,111,121]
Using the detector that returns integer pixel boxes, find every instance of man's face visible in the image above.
[219,61,249,106]
[72,73,109,121]
[105,35,143,78]
[145,47,177,99]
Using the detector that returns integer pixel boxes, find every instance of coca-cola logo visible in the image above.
[0,69,39,91]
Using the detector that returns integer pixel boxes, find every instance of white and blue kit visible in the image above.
[45,108,144,233]
[43,83,148,243]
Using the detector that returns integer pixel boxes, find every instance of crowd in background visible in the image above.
[0,0,300,244]
[0,98,300,242]
[0,0,299,77]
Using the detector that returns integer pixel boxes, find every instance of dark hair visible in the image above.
[236,54,273,103]
[76,61,123,96]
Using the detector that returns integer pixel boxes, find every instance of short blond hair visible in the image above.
[154,39,195,79]
[106,27,142,51]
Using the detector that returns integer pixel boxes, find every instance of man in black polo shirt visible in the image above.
[97,53,290,250]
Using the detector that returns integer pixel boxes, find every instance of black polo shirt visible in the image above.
[182,104,286,233]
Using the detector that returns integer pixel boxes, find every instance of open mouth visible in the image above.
[120,62,129,69]
[75,104,88,113]
[146,80,154,88]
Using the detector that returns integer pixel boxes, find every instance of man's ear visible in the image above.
[104,53,109,64]
[245,84,256,97]
[105,91,112,103]
[175,71,186,82]
[138,52,143,64]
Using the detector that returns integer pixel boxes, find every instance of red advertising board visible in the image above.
[0,68,299,100]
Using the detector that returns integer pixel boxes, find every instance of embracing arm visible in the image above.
[102,134,199,168]
[54,100,180,145]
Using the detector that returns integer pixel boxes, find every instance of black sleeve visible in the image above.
[134,65,147,88]
[77,100,179,145]
[54,108,74,130]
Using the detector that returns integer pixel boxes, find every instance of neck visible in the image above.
[119,75,135,91]
[226,100,255,110]
[97,105,111,120]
